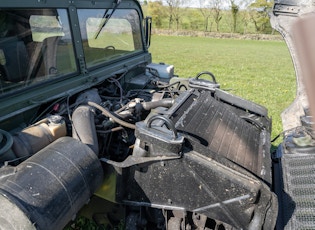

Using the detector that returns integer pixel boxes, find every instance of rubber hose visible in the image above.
[87,101,136,130]
[141,98,174,110]
[72,105,99,154]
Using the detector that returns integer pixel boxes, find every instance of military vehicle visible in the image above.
[0,0,313,229]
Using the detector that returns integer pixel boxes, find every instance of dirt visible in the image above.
[152,29,283,41]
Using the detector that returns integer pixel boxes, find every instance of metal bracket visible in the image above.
[100,155,181,168]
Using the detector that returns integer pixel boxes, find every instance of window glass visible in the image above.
[78,9,143,68]
[30,15,65,42]
[0,9,76,94]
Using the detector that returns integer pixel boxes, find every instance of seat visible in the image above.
[0,37,29,82]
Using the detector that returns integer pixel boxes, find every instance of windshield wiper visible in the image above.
[94,0,121,39]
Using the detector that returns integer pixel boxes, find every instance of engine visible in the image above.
[0,65,277,229]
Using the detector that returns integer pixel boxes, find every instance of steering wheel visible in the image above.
[104,45,115,54]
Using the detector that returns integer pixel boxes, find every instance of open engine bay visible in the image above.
[0,0,315,229]
[0,61,277,229]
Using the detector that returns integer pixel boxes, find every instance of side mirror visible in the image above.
[144,16,152,49]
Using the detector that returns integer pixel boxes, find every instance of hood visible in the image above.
[270,0,315,130]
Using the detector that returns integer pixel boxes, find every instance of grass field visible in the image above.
[149,35,296,144]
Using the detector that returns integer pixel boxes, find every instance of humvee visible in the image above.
[0,0,313,229]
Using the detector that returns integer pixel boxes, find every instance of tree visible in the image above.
[148,1,166,28]
[230,0,239,33]
[198,0,212,32]
[211,0,222,32]
[249,0,273,33]
[239,0,253,34]
[165,0,187,30]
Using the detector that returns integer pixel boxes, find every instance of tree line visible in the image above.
[140,0,274,34]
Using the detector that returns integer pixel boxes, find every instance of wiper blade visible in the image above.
[94,0,121,39]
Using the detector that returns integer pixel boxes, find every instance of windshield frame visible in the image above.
[0,0,150,124]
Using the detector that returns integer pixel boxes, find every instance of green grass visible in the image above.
[149,35,296,143]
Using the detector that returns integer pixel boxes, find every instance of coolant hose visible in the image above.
[87,101,136,129]
[141,98,174,110]
[72,105,99,154]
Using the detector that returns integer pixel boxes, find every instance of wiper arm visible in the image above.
[94,0,121,39]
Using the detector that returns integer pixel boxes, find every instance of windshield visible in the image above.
[0,9,77,95]
[0,7,144,96]
[77,9,143,69]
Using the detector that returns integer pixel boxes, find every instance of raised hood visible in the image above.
[270,0,315,131]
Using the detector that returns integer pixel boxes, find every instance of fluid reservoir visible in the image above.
[0,137,103,230]
[12,115,67,158]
